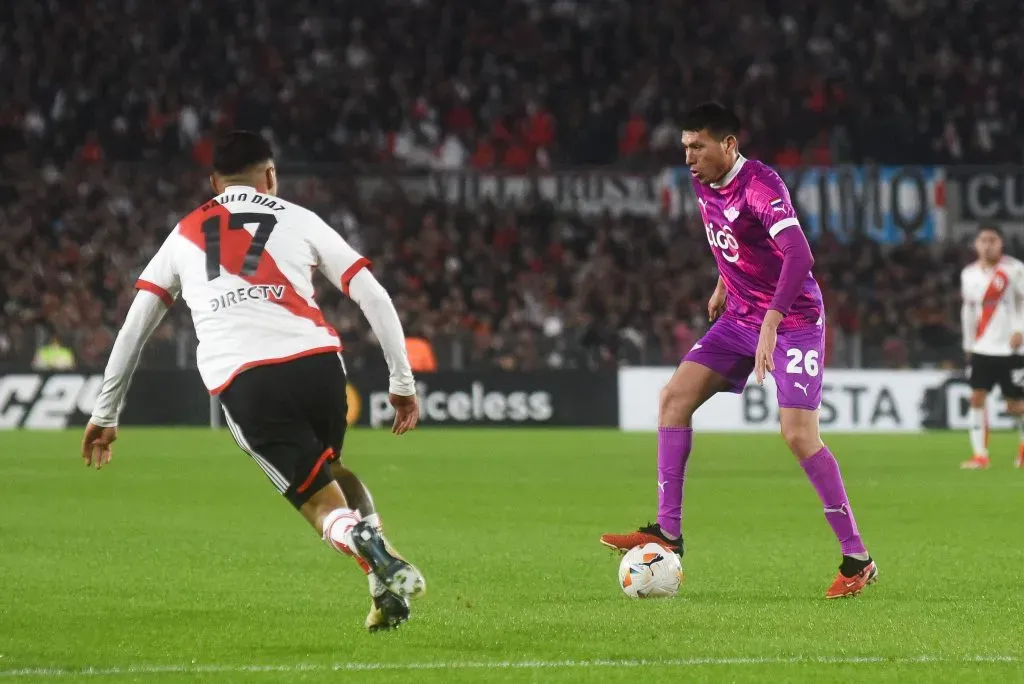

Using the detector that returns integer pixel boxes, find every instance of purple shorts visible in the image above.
[683,316,825,410]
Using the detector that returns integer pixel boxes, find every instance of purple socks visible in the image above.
[656,427,692,538]
[800,446,867,556]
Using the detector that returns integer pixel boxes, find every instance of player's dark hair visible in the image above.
[977,223,1003,239]
[681,102,742,141]
[212,130,273,175]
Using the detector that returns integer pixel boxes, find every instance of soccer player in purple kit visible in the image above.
[600,103,878,599]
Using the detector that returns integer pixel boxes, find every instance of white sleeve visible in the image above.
[89,291,169,427]
[307,213,370,295]
[347,269,416,396]
[961,271,976,352]
[1013,264,1024,337]
[136,229,182,304]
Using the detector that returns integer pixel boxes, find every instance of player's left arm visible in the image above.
[1010,262,1024,350]
[308,215,418,434]
[747,175,814,323]
[746,175,814,381]
[84,232,180,468]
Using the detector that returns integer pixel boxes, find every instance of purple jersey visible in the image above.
[691,157,823,331]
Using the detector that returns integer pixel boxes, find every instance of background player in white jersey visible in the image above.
[80,131,424,631]
[600,104,876,599]
[959,224,1024,470]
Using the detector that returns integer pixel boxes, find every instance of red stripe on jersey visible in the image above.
[208,345,341,395]
[178,203,339,338]
[976,267,1010,341]
[136,279,174,308]
[341,257,371,296]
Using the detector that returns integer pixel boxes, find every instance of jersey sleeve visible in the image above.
[90,291,170,427]
[307,213,371,296]
[960,269,977,351]
[1012,262,1024,336]
[745,171,801,239]
[136,228,182,307]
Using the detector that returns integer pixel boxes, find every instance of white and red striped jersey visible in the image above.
[961,256,1024,356]
[137,185,370,393]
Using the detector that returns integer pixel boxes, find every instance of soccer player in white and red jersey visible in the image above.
[81,131,424,631]
[600,103,877,599]
[959,224,1024,470]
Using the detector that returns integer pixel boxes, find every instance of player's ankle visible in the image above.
[368,572,386,597]
[839,554,872,577]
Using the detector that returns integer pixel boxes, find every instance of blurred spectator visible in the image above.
[1,0,1016,374]
[406,335,438,373]
[1,0,1021,169]
[0,157,986,373]
[32,333,75,371]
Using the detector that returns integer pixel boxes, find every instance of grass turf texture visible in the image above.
[1,428,1022,683]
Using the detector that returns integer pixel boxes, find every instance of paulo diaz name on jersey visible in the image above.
[136,185,371,394]
[691,156,823,331]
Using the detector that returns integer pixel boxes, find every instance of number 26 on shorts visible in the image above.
[785,348,819,377]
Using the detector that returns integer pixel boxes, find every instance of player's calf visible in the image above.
[330,462,377,517]
[782,408,875,597]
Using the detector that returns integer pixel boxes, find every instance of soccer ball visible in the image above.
[618,543,682,598]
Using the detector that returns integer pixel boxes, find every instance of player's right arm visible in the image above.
[83,229,181,468]
[307,215,418,435]
[960,267,976,362]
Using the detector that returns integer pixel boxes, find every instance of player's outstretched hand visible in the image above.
[389,393,419,435]
[81,422,118,470]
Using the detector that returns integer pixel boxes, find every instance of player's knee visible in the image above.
[970,390,987,409]
[781,425,822,461]
[659,384,699,424]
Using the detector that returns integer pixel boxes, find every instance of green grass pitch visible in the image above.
[1,428,1023,683]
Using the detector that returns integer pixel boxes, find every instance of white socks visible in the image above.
[323,509,390,597]
[363,513,381,531]
[969,408,988,457]
[322,508,361,556]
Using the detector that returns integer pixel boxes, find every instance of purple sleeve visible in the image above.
[768,226,814,315]
[745,170,800,238]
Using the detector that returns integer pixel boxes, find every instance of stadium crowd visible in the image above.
[0,163,980,373]
[1,0,1016,372]
[1,0,1021,170]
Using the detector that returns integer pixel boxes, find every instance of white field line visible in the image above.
[0,655,1018,678]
